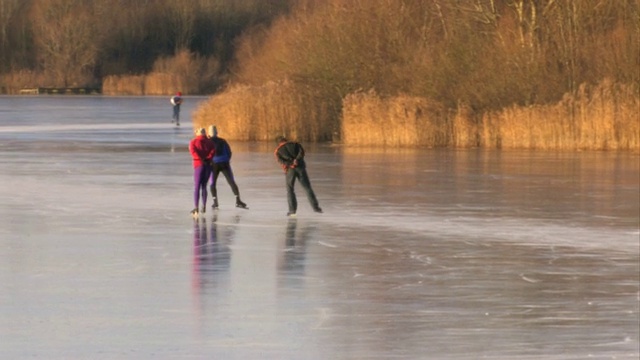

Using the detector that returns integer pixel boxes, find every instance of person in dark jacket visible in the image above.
[274,136,322,217]
[207,125,247,209]
[170,91,183,125]
[189,128,215,216]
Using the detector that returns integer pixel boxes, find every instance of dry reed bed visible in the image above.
[102,73,190,95]
[343,80,638,150]
[0,70,96,94]
[192,79,332,142]
[194,80,640,151]
[0,71,46,94]
[191,79,638,151]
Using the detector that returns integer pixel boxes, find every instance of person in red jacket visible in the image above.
[189,128,215,216]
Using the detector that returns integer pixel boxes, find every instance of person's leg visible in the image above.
[210,165,221,199]
[209,166,221,209]
[298,168,321,212]
[285,169,298,215]
[193,166,204,211]
[220,164,240,196]
[199,166,211,211]
[218,162,246,208]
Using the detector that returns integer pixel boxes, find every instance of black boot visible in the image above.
[235,197,248,209]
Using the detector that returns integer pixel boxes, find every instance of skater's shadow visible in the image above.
[192,214,237,288]
[278,218,314,286]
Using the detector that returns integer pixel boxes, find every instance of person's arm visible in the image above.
[294,143,305,161]
[274,143,293,170]
[207,140,216,161]
[225,140,232,160]
[189,140,201,161]
[190,139,209,161]
[277,144,293,163]
[290,142,305,167]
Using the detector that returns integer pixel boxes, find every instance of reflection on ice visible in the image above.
[0,96,638,359]
[0,122,169,133]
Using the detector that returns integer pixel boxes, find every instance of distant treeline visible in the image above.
[0,0,292,93]
[1,0,638,150]
[192,0,639,150]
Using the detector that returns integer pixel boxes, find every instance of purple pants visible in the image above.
[193,165,211,208]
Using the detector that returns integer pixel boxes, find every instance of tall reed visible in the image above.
[192,79,334,142]
[342,80,638,150]
[342,91,449,147]
[480,79,639,150]
[102,73,186,95]
[102,75,145,95]
[102,49,218,95]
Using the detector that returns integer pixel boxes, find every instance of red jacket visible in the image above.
[189,135,215,168]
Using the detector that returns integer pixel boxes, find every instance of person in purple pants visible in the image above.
[189,128,215,216]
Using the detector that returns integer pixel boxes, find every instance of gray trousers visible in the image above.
[285,167,319,213]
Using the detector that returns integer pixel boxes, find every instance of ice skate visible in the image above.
[235,199,248,209]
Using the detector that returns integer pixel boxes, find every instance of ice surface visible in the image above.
[0,96,638,359]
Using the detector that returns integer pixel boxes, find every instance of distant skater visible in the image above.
[189,128,215,216]
[207,125,247,209]
[274,136,322,217]
[170,91,183,126]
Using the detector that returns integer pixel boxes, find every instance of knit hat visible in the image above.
[208,125,218,137]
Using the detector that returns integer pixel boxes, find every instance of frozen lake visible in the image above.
[0,96,638,359]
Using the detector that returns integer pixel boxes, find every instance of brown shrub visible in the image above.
[0,69,96,94]
[342,80,639,150]
[342,91,449,147]
[484,79,639,150]
[0,70,46,94]
[102,75,145,95]
[102,49,220,95]
[193,79,334,142]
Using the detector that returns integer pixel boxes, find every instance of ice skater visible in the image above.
[170,91,183,126]
[207,125,247,209]
[274,136,322,217]
[189,128,215,216]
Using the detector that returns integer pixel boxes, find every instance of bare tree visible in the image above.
[0,0,22,71]
[162,0,197,51]
[30,0,102,86]
[0,0,19,50]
